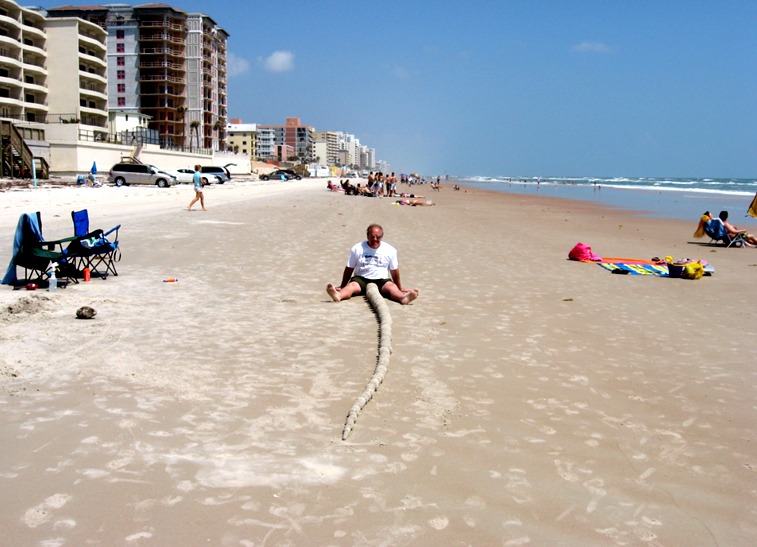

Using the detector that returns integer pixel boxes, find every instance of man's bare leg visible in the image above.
[326,281,362,302]
[381,281,419,305]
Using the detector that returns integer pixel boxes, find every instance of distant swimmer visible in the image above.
[326,224,419,305]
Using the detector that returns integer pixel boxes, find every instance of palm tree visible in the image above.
[175,106,187,147]
[212,118,225,151]
[190,120,200,151]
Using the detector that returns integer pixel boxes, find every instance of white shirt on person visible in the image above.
[347,241,398,280]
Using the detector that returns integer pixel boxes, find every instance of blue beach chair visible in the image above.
[2,212,78,287]
[68,209,122,278]
[703,218,745,248]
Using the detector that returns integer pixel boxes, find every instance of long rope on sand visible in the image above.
[342,283,392,440]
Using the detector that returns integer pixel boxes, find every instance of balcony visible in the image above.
[23,81,46,93]
[140,47,184,58]
[0,14,21,31]
[24,100,47,112]
[21,41,45,56]
[80,104,108,118]
[139,60,185,71]
[22,61,46,75]
[79,34,105,52]
[0,95,23,107]
[21,22,45,39]
[79,52,106,69]
[79,70,106,84]
[140,32,186,45]
[140,21,185,32]
[80,86,107,101]
[0,35,21,51]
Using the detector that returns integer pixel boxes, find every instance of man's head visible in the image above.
[194,164,201,171]
[719,210,729,221]
[366,223,384,249]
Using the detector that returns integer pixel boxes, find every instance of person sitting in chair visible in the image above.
[718,210,757,246]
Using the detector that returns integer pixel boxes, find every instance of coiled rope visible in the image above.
[342,283,392,440]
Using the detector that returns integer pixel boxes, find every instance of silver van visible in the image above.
[108,163,175,187]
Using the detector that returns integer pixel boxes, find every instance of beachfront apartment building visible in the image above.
[45,17,108,137]
[226,122,256,157]
[0,0,48,123]
[315,130,339,165]
[45,4,228,151]
[255,125,276,159]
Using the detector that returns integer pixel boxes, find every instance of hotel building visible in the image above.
[0,0,48,123]
[45,4,228,150]
[45,17,108,136]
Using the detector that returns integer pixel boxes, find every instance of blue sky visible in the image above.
[37,1,757,177]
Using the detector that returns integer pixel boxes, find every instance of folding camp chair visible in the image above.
[703,218,746,248]
[1,213,79,287]
[68,209,122,278]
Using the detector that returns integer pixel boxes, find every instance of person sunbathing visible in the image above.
[718,210,757,246]
[396,198,435,206]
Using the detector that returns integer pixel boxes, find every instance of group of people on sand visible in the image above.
[326,179,435,206]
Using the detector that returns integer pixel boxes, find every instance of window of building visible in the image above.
[117,56,125,66]
[117,70,125,80]
[117,83,125,93]
[116,42,125,53]
[118,97,125,107]
[116,29,124,39]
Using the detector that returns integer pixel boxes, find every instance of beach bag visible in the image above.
[682,261,704,280]
[568,243,602,262]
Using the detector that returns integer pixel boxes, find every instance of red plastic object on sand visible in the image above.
[83,268,91,282]
[163,277,178,283]
[25,282,38,290]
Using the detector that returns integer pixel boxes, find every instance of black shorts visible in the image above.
[351,276,391,294]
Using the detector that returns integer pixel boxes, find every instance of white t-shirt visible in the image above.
[347,241,398,280]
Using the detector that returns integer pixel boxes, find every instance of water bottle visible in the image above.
[48,263,57,292]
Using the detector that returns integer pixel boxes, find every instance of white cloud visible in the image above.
[263,50,294,73]
[572,41,612,54]
[227,52,250,77]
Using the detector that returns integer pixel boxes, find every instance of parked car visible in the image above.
[109,162,174,187]
[167,168,224,185]
[200,163,236,183]
[344,172,359,179]
[260,169,302,181]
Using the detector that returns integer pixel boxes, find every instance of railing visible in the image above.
[139,74,185,83]
[0,119,34,178]
[0,112,47,123]
[140,47,183,56]
[140,61,184,70]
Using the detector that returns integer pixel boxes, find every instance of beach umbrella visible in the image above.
[747,192,757,218]
[90,161,97,174]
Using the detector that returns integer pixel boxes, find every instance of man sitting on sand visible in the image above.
[326,224,419,305]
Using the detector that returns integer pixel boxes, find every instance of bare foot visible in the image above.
[326,283,341,302]
[400,289,418,305]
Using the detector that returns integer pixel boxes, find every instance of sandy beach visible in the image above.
[1,179,756,545]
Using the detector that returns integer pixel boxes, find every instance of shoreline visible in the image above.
[459,178,757,225]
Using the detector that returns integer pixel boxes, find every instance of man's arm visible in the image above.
[339,266,355,289]
[390,268,403,291]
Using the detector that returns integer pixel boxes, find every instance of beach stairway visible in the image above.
[0,120,48,179]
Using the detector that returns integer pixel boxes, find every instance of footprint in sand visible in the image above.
[23,493,71,528]
[428,516,449,530]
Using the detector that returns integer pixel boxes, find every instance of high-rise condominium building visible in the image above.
[45,17,108,135]
[0,0,48,123]
[46,4,228,150]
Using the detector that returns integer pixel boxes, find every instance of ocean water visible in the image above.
[458,175,757,225]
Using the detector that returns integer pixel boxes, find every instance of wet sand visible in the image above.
[1,180,756,545]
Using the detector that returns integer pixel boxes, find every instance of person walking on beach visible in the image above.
[326,224,419,305]
[187,164,206,211]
